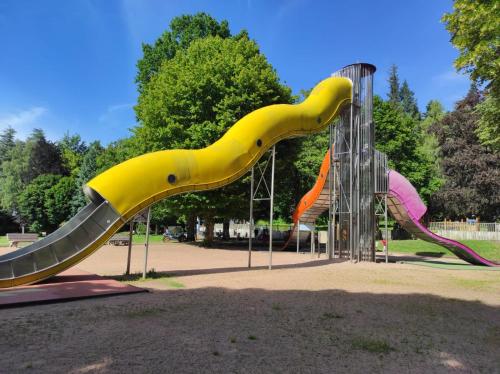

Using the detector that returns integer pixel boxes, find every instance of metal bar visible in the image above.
[349,83,354,262]
[268,146,276,270]
[126,220,133,275]
[328,122,333,259]
[385,193,389,263]
[296,219,300,253]
[142,206,151,279]
[248,167,254,268]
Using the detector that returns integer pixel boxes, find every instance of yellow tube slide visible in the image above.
[87,77,352,221]
[0,76,351,288]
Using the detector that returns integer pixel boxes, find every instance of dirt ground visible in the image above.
[1,242,499,373]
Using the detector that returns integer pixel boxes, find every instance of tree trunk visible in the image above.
[204,214,215,244]
[223,218,230,240]
[186,214,196,241]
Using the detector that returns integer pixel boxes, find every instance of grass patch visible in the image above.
[271,303,281,311]
[230,337,236,343]
[115,270,185,288]
[453,278,493,289]
[351,337,394,354]
[388,239,500,261]
[322,312,344,320]
[0,236,9,247]
[247,335,257,340]
[131,234,164,244]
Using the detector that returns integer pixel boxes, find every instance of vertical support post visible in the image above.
[384,194,389,263]
[328,123,334,259]
[248,167,254,268]
[296,219,300,253]
[142,206,151,279]
[349,90,354,262]
[268,146,276,270]
[126,220,133,275]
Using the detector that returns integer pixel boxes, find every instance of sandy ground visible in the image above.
[1,242,499,373]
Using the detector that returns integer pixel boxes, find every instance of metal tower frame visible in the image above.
[329,63,377,262]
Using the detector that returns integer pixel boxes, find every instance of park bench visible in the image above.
[108,234,130,246]
[6,233,39,248]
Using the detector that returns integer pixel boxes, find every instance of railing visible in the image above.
[429,221,500,241]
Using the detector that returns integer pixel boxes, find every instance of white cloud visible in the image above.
[0,107,48,137]
[98,103,134,123]
[432,70,468,86]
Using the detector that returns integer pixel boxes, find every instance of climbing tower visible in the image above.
[330,63,377,262]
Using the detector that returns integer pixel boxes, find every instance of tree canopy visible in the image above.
[429,85,500,220]
[136,12,231,93]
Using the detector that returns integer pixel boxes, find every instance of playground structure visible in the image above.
[0,75,352,287]
[283,65,498,267]
[0,63,497,289]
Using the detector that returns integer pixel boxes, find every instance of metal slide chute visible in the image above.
[387,170,499,267]
[282,150,332,250]
[0,76,352,288]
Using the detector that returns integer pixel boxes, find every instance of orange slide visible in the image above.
[282,149,332,249]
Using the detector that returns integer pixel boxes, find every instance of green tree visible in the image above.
[429,86,500,220]
[442,0,499,95]
[18,174,62,232]
[71,141,104,214]
[442,0,500,151]
[134,34,292,242]
[374,96,440,203]
[45,176,77,226]
[0,127,16,164]
[399,80,420,119]
[25,129,66,182]
[475,96,500,151]
[136,12,230,92]
[387,64,400,103]
[58,133,87,177]
[0,140,28,213]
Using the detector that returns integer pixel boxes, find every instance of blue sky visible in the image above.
[0,0,470,144]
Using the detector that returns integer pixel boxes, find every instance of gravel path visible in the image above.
[1,243,499,373]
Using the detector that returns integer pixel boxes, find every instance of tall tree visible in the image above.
[429,86,500,220]
[136,12,231,93]
[387,64,400,103]
[58,133,87,177]
[45,176,77,226]
[374,95,440,203]
[475,95,500,151]
[0,127,16,164]
[25,128,66,182]
[0,140,28,213]
[18,174,62,233]
[134,34,292,242]
[442,0,499,96]
[442,0,500,151]
[71,141,104,214]
[399,80,420,119]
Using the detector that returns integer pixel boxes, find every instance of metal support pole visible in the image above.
[349,99,354,262]
[126,220,133,275]
[142,206,151,279]
[328,123,334,259]
[268,146,276,270]
[248,167,254,268]
[384,194,389,263]
[296,219,300,253]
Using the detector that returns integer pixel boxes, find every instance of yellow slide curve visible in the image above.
[0,77,351,287]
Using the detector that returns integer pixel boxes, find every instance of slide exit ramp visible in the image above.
[387,170,499,267]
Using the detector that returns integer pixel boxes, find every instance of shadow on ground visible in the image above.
[0,286,498,373]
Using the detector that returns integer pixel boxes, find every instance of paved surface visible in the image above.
[0,268,145,308]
